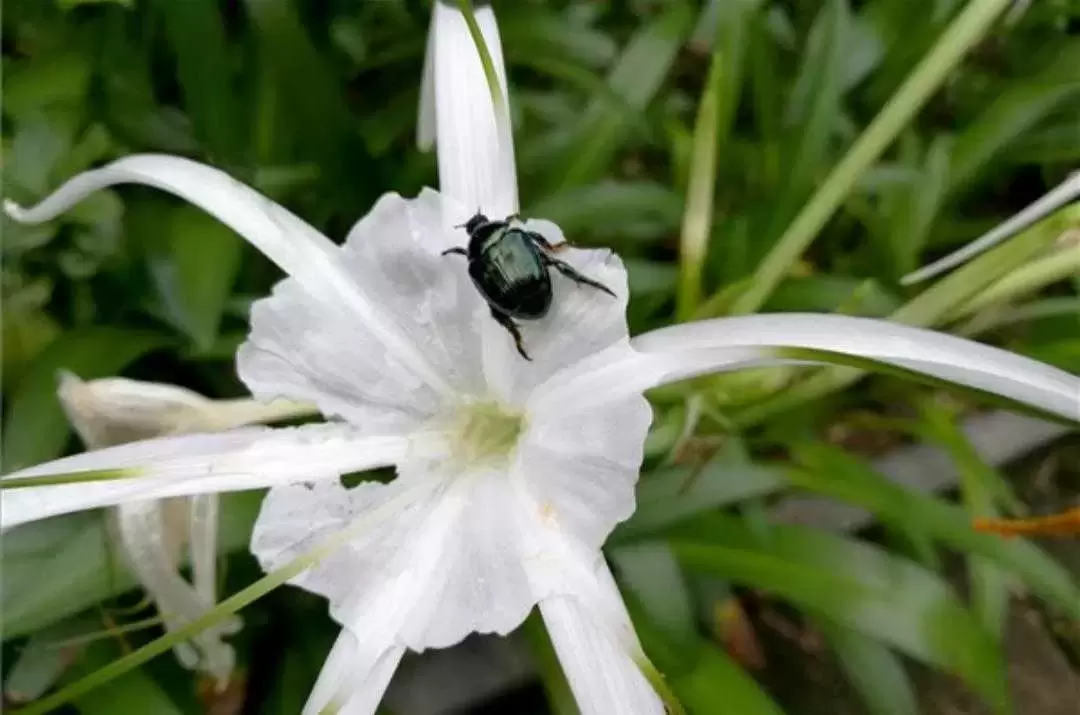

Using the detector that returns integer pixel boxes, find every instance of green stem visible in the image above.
[1,468,137,488]
[727,0,1013,315]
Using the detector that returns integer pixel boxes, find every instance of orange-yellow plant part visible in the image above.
[974,507,1080,538]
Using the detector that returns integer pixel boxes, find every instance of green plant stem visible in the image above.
[725,0,1013,316]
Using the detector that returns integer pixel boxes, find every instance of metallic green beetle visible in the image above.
[442,212,615,360]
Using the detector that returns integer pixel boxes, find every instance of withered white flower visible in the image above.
[58,373,313,685]
[1,3,1077,715]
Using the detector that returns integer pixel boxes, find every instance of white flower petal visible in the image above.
[517,394,652,549]
[58,372,316,449]
[113,499,239,683]
[240,190,489,421]
[431,1,517,216]
[630,314,1080,420]
[4,155,451,394]
[303,630,405,715]
[903,172,1080,284]
[501,248,635,404]
[252,467,537,653]
[189,493,219,606]
[1,424,409,529]
[417,9,437,152]
[528,343,787,417]
[529,537,664,715]
[536,314,1078,419]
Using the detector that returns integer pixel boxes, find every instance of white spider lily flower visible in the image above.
[2,174,1078,715]
[58,373,314,685]
[1,12,1077,715]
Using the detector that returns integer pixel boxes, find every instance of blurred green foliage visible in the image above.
[2,0,1079,713]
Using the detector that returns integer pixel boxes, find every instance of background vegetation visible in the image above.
[2,0,1079,713]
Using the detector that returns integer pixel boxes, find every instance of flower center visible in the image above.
[449,400,526,467]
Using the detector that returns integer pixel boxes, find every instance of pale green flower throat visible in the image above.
[451,400,526,467]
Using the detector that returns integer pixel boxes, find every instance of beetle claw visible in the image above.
[488,307,532,361]
[543,255,616,298]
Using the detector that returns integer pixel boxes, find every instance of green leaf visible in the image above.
[0,329,170,473]
[613,452,788,543]
[242,0,377,209]
[528,181,683,242]
[789,442,1080,624]
[540,2,693,193]
[819,621,920,715]
[150,0,241,161]
[918,401,1014,639]
[670,515,1009,711]
[677,0,755,319]
[1,493,261,639]
[612,543,697,649]
[147,206,243,352]
[726,0,1014,315]
[674,645,785,715]
[69,641,183,715]
[948,43,1080,195]
[765,0,851,240]
[500,11,616,69]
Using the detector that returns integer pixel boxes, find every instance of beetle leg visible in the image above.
[527,232,576,253]
[441,246,467,257]
[489,307,532,361]
[542,255,616,298]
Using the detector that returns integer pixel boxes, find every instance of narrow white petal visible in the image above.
[417,11,437,152]
[303,630,405,715]
[3,155,339,292]
[1,424,409,529]
[630,314,1080,420]
[4,155,451,394]
[432,1,517,215]
[903,172,1080,284]
[528,343,788,417]
[189,493,219,606]
[532,540,664,715]
[113,500,239,682]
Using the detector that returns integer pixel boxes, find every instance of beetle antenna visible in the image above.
[454,208,486,230]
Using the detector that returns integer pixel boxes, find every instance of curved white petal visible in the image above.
[1,424,409,529]
[529,536,664,715]
[303,630,405,715]
[536,314,1078,420]
[417,10,437,152]
[528,343,793,417]
[628,314,1079,420]
[113,499,240,683]
[516,394,652,549]
[252,466,538,653]
[431,1,517,216]
[903,172,1080,284]
[4,155,451,394]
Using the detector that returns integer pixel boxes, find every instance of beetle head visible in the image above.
[462,211,489,236]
